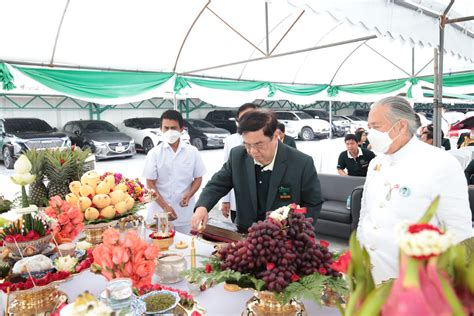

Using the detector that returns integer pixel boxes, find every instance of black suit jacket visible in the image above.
[195,142,323,231]
[457,133,471,149]
[283,135,297,149]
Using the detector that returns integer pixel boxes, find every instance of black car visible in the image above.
[204,110,237,134]
[184,119,230,150]
[352,109,370,120]
[63,120,136,160]
[0,118,71,169]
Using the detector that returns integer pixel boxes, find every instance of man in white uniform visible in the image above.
[220,103,259,222]
[358,96,472,283]
[143,110,206,234]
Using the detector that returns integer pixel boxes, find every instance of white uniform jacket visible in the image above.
[357,137,472,283]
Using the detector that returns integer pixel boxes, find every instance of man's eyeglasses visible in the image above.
[243,139,271,151]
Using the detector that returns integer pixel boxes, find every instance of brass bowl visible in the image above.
[152,237,174,251]
[4,234,52,257]
[243,291,307,316]
[84,221,117,244]
[8,288,68,315]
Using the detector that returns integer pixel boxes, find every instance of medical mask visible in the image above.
[367,122,399,153]
[162,130,181,144]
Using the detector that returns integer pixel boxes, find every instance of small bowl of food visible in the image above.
[139,290,180,314]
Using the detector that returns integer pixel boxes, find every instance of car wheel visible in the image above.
[191,138,204,150]
[301,127,314,141]
[2,147,14,169]
[143,138,154,154]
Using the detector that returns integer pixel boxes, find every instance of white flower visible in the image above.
[398,226,453,258]
[14,155,32,174]
[76,241,92,251]
[11,173,36,186]
[54,255,78,273]
[269,205,291,221]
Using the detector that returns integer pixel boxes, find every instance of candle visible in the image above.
[191,237,196,268]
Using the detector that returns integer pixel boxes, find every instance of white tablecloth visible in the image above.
[1,232,339,316]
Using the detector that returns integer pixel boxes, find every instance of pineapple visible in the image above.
[24,149,48,207]
[44,149,76,199]
[70,147,92,181]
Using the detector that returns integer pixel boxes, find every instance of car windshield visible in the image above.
[139,118,161,128]
[189,120,215,128]
[79,121,118,132]
[332,116,345,121]
[295,112,314,120]
[348,116,361,121]
[4,119,53,133]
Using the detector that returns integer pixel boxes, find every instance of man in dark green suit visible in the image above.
[276,122,297,149]
[192,110,323,233]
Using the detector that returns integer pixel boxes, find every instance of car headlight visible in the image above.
[92,140,107,147]
[203,133,213,138]
[63,137,71,147]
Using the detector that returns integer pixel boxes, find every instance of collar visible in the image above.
[384,136,418,162]
[347,147,363,159]
[163,139,184,153]
[254,141,278,171]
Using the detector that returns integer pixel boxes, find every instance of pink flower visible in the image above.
[136,261,155,278]
[112,246,130,265]
[290,274,300,282]
[124,261,134,276]
[49,196,63,208]
[57,213,70,226]
[102,228,120,246]
[330,251,351,274]
[143,245,159,260]
[320,240,330,248]
[123,231,141,248]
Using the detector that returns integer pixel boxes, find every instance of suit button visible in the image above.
[259,181,262,184]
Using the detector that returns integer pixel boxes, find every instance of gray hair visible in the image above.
[371,96,418,136]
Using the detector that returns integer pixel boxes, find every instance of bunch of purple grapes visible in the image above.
[218,211,341,292]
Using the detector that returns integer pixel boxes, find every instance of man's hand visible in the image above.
[164,204,177,221]
[180,192,192,207]
[220,202,230,218]
[192,207,208,232]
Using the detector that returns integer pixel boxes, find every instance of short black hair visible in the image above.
[344,134,357,143]
[276,122,285,133]
[236,103,259,120]
[160,110,184,128]
[354,130,366,143]
[238,110,277,138]
[426,123,445,138]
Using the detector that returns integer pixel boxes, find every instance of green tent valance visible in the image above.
[14,65,173,99]
[420,72,474,87]
[328,80,407,97]
[0,63,15,91]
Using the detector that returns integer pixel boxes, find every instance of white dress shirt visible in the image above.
[142,141,206,228]
[358,137,472,283]
[221,133,243,210]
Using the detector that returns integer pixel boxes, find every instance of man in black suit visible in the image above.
[276,122,297,149]
[191,110,323,232]
[457,127,474,149]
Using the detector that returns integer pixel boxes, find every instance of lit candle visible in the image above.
[191,237,196,268]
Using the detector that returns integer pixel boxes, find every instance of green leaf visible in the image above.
[356,280,392,316]
[417,195,440,224]
[279,273,329,305]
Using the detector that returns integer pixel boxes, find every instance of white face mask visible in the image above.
[367,122,399,153]
[162,130,181,144]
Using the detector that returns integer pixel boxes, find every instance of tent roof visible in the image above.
[1,0,472,87]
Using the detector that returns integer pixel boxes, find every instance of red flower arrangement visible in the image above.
[75,248,94,273]
[149,230,176,240]
[100,172,147,202]
[43,196,84,242]
[92,228,159,288]
[0,271,70,293]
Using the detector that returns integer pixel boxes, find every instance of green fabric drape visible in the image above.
[14,66,173,99]
[406,77,419,98]
[420,72,474,87]
[0,63,16,91]
[174,76,328,98]
[329,80,407,97]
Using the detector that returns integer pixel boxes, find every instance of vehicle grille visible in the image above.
[108,142,131,153]
[24,139,65,150]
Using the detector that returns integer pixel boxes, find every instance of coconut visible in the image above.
[69,181,81,196]
[78,197,92,212]
[115,201,128,214]
[95,181,112,195]
[125,196,135,210]
[92,194,112,209]
[109,190,126,205]
[85,207,100,220]
[100,205,116,219]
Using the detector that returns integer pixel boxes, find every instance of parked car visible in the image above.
[274,111,330,141]
[63,120,135,160]
[338,115,368,133]
[204,110,237,134]
[302,109,330,121]
[352,109,370,120]
[0,118,71,169]
[184,119,230,150]
[118,117,190,154]
[331,115,351,137]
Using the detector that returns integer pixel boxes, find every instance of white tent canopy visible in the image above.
[0,0,473,106]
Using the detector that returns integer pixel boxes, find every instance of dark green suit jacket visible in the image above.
[195,142,323,232]
[283,135,297,149]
